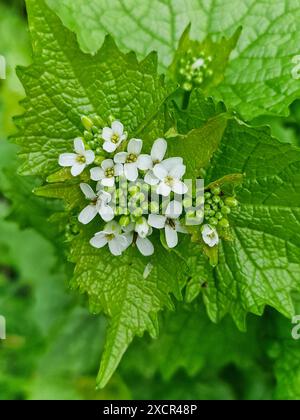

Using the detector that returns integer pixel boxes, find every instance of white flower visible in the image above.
[59,138,95,176]
[78,183,114,224]
[102,121,127,153]
[139,138,168,185]
[90,159,123,187]
[148,200,187,248]
[114,138,147,182]
[202,224,219,248]
[90,221,128,256]
[123,217,154,256]
[152,158,188,196]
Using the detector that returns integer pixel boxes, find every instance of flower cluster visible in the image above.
[58,116,238,257]
[178,49,213,91]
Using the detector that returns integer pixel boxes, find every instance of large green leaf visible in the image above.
[47,0,300,119]
[172,91,300,330]
[14,0,187,389]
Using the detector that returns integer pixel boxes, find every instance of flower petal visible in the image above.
[101,159,114,170]
[109,236,126,256]
[99,204,115,222]
[58,153,76,167]
[103,141,117,153]
[90,167,105,181]
[74,137,85,154]
[136,237,154,256]
[165,200,182,219]
[124,162,138,181]
[151,138,167,162]
[170,164,186,179]
[71,162,85,176]
[102,127,113,141]
[78,204,98,225]
[114,163,124,176]
[101,177,115,187]
[153,163,168,180]
[128,138,143,155]
[165,225,178,248]
[114,152,127,164]
[80,183,96,200]
[90,233,108,248]
[84,150,95,165]
[112,120,124,136]
[135,217,150,238]
[172,180,188,195]
[144,170,159,186]
[175,221,188,234]
[156,182,171,196]
[161,157,183,171]
[148,214,166,229]
[137,154,152,171]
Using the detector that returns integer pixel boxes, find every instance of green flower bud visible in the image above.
[206,198,213,205]
[84,131,94,141]
[94,156,105,165]
[225,197,239,208]
[137,192,146,202]
[141,202,149,211]
[221,205,231,215]
[93,115,105,128]
[129,185,140,196]
[213,195,221,204]
[81,116,93,131]
[204,204,211,212]
[209,217,218,226]
[91,125,99,134]
[133,208,143,218]
[149,202,159,214]
[212,204,219,212]
[183,198,193,208]
[119,215,131,227]
[216,212,223,220]
[183,82,193,91]
[218,218,230,228]
[186,210,196,218]
[204,192,211,199]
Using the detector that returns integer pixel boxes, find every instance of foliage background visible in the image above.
[0,0,300,400]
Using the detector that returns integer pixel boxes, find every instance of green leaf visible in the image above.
[14,0,187,389]
[47,0,300,119]
[173,92,300,330]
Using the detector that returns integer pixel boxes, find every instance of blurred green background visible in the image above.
[1,0,300,400]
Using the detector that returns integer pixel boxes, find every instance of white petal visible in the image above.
[84,150,95,165]
[90,233,108,248]
[74,137,85,154]
[90,167,105,181]
[151,138,167,163]
[135,218,150,238]
[165,200,182,219]
[172,180,188,195]
[156,182,171,197]
[128,138,142,155]
[175,221,188,234]
[148,214,166,229]
[101,177,115,187]
[112,121,124,136]
[104,221,121,235]
[71,162,85,176]
[124,162,138,181]
[202,225,219,248]
[101,159,114,170]
[102,127,113,141]
[136,237,154,256]
[99,204,115,222]
[98,190,112,204]
[80,183,96,200]
[114,152,127,163]
[161,157,183,171]
[109,236,126,256]
[144,170,159,186]
[114,163,124,176]
[58,153,76,167]
[153,163,168,180]
[78,204,98,225]
[103,141,117,153]
[123,223,135,234]
[137,154,153,171]
[170,164,186,179]
[165,225,178,248]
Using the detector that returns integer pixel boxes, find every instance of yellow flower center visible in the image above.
[165,176,174,186]
[76,155,86,164]
[111,133,120,144]
[126,153,137,163]
[105,168,115,178]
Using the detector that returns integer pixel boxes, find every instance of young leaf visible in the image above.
[47,0,300,119]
